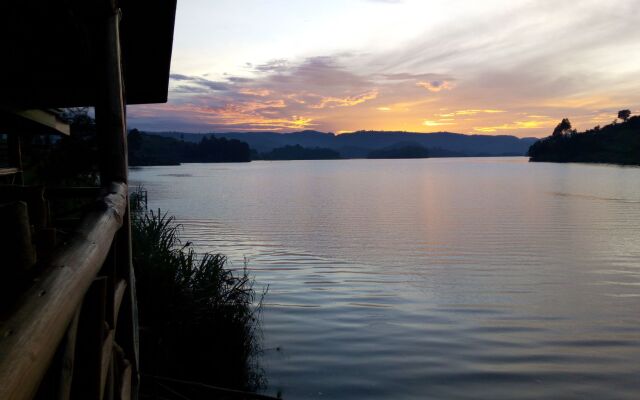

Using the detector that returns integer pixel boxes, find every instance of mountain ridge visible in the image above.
[142,130,537,157]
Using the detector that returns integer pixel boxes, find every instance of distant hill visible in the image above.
[367,143,430,159]
[148,130,537,158]
[261,145,341,160]
[528,115,640,165]
[128,130,250,166]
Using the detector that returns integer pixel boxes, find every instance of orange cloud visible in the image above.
[438,109,505,117]
[473,120,551,133]
[239,88,272,97]
[423,119,455,127]
[310,90,379,109]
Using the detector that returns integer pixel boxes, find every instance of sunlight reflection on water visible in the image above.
[132,157,640,399]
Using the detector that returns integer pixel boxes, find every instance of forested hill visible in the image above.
[128,130,250,166]
[528,114,640,165]
[147,130,537,157]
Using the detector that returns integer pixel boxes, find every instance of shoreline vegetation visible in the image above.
[128,129,536,165]
[130,189,269,397]
[129,129,251,166]
[528,111,639,165]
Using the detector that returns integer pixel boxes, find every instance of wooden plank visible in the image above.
[0,182,128,400]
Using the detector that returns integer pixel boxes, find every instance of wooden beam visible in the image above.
[10,109,70,136]
[0,167,19,177]
[0,182,128,400]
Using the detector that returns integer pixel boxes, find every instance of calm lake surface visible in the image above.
[130,157,640,399]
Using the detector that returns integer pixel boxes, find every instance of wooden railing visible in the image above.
[0,182,138,400]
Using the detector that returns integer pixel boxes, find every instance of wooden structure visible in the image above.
[0,109,70,184]
[0,1,176,399]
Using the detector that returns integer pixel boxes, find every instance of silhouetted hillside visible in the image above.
[148,130,537,157]
[367,144,429,159]
[128,130,250,166]
[261,145,341,160]
[528,115,640,165]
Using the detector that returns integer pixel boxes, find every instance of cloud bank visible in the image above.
[129,0,640,137]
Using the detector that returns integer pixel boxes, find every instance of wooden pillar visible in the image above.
[94,5,139,399]
[95,7,128,186]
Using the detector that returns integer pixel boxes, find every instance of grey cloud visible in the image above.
[227,76,254,83]
[254,59,289,73]
[170,74,230,91]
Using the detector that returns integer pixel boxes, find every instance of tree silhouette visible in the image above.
[552,118,572,137]
[618,109,631,122]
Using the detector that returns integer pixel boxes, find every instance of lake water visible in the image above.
[130,157,640,399]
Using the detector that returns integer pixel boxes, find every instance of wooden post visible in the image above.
[95,5,139,399]
[95,7,128,186]
[71,277,107,400]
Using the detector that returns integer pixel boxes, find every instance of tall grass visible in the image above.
[130,189,266,394]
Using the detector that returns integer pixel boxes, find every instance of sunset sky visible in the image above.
[128,0,640,137]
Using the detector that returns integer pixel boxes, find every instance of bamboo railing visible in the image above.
[0,182,137,400]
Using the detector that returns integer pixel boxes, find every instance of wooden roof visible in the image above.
[0,0,177,108]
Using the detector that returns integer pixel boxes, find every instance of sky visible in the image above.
[128,0,640,137]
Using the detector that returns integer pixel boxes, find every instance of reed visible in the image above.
[130,189,266,394]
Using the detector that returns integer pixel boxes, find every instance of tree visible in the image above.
[128,129,142,152]
[618,109,631,122]
[552,118,572,137]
